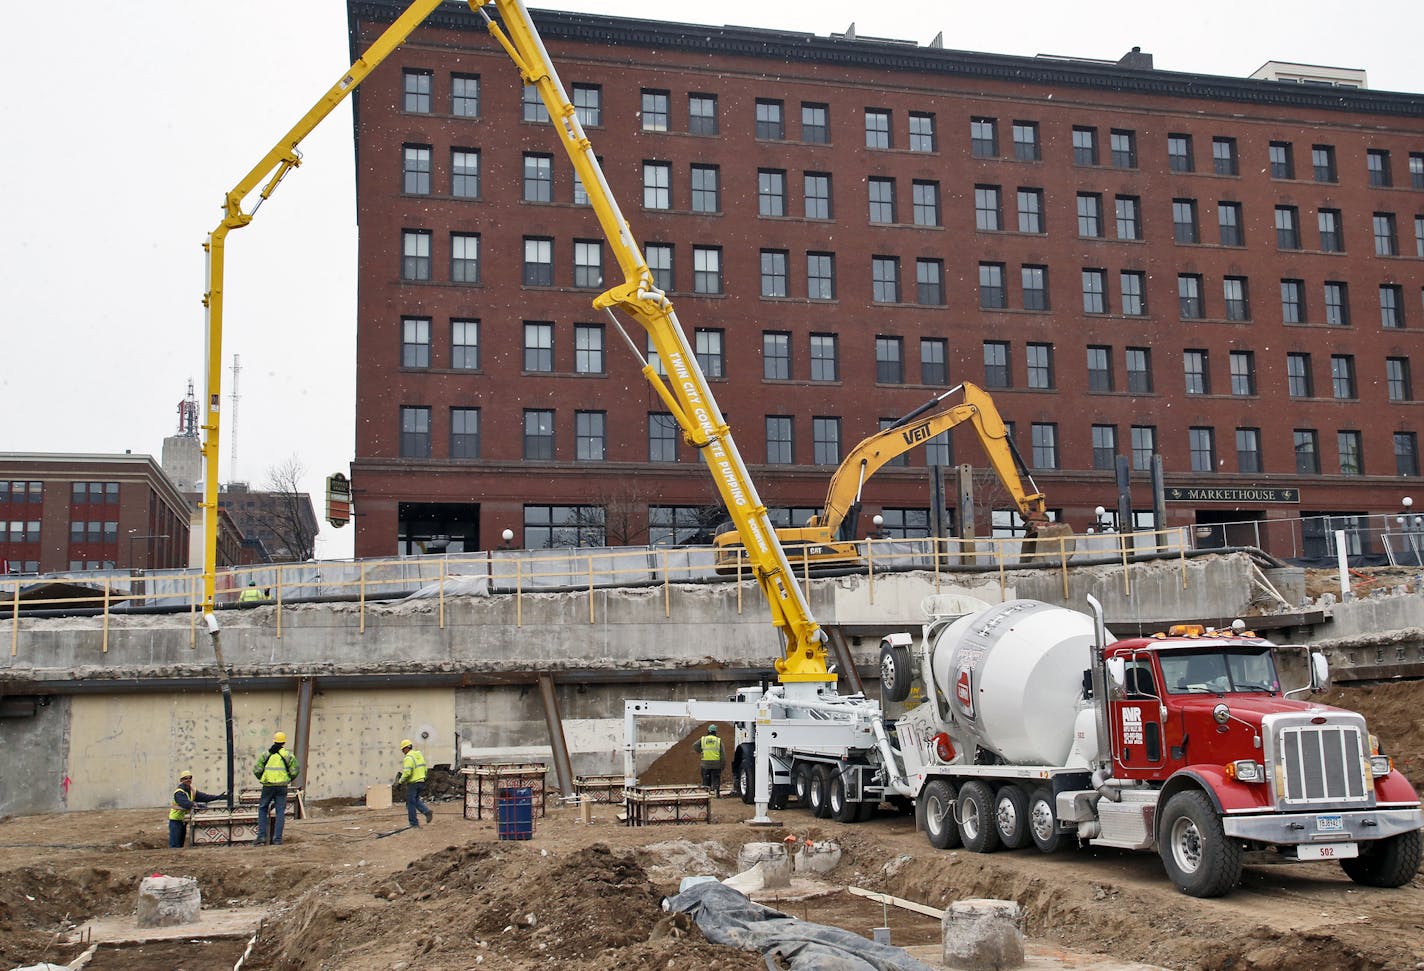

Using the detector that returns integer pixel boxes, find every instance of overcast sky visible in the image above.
[2,1,1419,561]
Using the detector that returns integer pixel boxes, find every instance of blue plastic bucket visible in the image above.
[496,786,534,840]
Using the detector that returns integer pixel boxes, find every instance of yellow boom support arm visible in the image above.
[480,1,830,682]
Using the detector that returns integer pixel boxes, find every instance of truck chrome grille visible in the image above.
[1279,724,1368,805]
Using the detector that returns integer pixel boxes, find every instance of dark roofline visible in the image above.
[347,1,1423,118]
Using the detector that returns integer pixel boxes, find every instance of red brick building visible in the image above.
[0,454,192,574]
[346,3,1424,560]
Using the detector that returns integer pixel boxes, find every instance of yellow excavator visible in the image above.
[713,381,1074,570]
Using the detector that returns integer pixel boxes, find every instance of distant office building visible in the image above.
[345,2,1424,559]
[218,483,319,563]
[0,453,191,574]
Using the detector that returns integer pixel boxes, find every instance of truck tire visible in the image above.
[792,762,813,806]
[994,785,1032,850]
[1340,830,1423,888]
[957,781,1001,853]
[808,765,833,818]
[1028,787,1062,854]
[921,779,961,850]
[735,760,755,806]
[733,744,755,805]
[829,771,860,823]
[879,643,914,703]
[1157,790,1243,898]
[857,797,879,822]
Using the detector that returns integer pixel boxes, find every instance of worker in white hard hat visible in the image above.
[396,738,433,827]
[168,770,226,848]
[253,730,299,846]
[694,723,725,797]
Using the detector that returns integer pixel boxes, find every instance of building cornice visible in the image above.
[348,1,1424,118]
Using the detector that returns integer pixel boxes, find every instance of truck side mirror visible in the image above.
[1310,652,1330,693]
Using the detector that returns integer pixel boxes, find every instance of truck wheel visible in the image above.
[792,763,812,806]
[994,785,1032,850]
[830,771,859,823]
[735,761,755,805]
[1028,787,1062,854]
[1157,790,1243,898]
[808,765,833,818]
[879,643,914,703]
[1340,830,1423,888]
[957,781,1001,853]
[921,779,961,850]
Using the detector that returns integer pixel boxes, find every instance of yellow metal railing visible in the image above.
[3,527,1192,658]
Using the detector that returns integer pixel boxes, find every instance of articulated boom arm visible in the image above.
[199,0,481,613]
[810,381,1051,539]
[482,1,831,683]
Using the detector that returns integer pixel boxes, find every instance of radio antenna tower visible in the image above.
[229,353,242,481]
[177,378,199,438]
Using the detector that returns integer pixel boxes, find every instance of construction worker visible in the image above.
[397,739,433,827]
[253,730,299,845]
[238,580,264,604]
[694,724,724,796]
[168,771,226,848]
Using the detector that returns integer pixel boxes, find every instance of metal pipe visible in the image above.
[537,674,574,798]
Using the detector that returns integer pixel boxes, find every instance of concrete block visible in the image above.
[942,897,1025,970]
[135,875,201,928]
[792,839,842,874]
[736,842,791,888]
[365,784,393,809]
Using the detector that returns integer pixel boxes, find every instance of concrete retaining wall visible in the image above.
[0,553,1415,816]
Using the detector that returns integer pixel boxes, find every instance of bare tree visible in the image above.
[258,456,318,561]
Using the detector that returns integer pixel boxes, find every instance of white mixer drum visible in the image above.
[931,599,1106,765]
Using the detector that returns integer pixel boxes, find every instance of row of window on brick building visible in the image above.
[404,141,1424,257]
[399,222,1424,328]
[392,326,1418,476]
[398,68,1424,188]
[394,400,1419,480]
[0,480,127,573]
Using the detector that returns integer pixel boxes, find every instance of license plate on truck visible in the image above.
[1315,813,1344,833]
[1297,842,1358,861]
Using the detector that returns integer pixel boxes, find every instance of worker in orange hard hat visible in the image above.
[253,730,299,846]
[396,738,433,827]
[169,770,226,848]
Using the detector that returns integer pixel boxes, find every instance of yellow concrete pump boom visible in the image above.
[200,0,484,615]
[199,0,831,683]
[478,1,831,683]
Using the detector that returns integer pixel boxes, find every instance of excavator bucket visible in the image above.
[1021,521,1076,561]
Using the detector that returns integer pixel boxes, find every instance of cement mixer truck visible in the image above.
[881,596,1423,897]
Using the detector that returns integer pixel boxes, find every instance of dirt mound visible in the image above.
[1321,679,1424,780]
[253,839,764,971]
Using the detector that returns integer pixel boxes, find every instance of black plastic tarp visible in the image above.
[664,881,939,971]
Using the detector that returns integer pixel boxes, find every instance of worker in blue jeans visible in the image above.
[168,771,226,847]
[254,730,300,845]
[398,739,433,827]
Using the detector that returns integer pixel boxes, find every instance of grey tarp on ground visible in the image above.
[665,881,938,971]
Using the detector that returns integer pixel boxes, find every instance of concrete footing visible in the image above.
[135,875,201,928]
[942,897,1026,970]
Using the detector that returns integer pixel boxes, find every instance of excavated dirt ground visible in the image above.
[2,680,1422,971]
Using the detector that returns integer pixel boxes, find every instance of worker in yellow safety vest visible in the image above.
[397,739,433,827]
[168,770,226,848]
[238,580,264,604]
[694,724,725,796]
[253,730,299,845]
